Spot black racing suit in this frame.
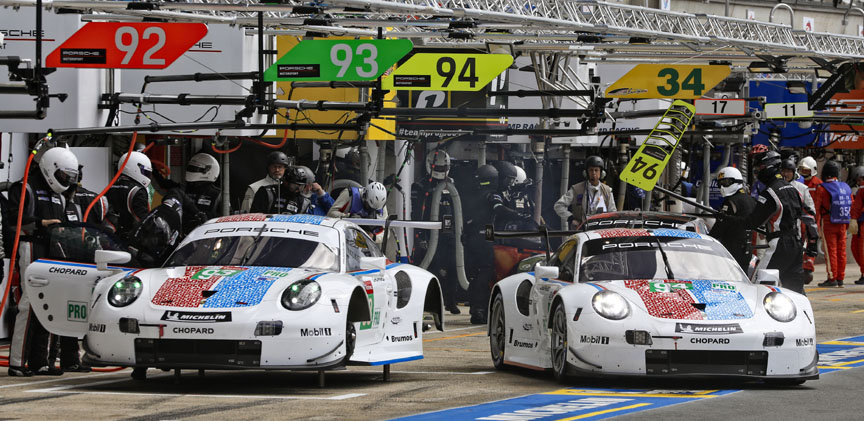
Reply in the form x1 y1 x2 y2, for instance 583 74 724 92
748 174 806 294
67 185 112 232
250 183 310 215
412 178 459 310
709 189 756 272
184 181 222 232
105 175 150 241
463 188 510 323
7 171 69 371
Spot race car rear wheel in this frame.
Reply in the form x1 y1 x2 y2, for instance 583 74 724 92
551 304 569 382
490 293 507 370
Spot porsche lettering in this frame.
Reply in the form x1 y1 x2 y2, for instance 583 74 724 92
203 227 319 236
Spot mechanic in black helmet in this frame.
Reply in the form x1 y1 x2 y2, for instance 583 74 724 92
294 165 334 216
130 188 201 268
554 156 616 229
781 158 819 285
240 151 291 213
250 166 311 215
747 151 807 294
464 164 522 324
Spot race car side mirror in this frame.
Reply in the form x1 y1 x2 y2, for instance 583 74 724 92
95 250 131 271
535 265 559 281
754 269 780 287
360 256 386 271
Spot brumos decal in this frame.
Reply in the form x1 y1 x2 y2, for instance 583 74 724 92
513 339 536 349
50 266 88 276
390 335 414 343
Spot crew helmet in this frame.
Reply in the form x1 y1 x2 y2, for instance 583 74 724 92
425 150 451 180
293 165 316 185
40 147 79 194
361 181 387 210
476 164 499 188
185 153 220 183
514 166 528 185
267 151 291 167
717 167 744 197
119 151 153 188
798 156 817 178
822 160 841 179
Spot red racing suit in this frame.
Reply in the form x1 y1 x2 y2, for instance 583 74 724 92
802 176 823 272
851 186 864 276
815 179 852 282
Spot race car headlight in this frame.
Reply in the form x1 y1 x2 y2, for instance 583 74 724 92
107 276 143 307
281 280 321 311
764 292 796 322
591 290 630 320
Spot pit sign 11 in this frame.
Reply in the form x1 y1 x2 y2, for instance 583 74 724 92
46 23 207 69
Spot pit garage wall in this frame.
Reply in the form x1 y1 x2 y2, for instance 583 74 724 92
0 9 110 132
119 24 268 136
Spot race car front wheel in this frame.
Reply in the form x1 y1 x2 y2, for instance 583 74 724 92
551 304 569 382
490 293 507 370
344 320 357 363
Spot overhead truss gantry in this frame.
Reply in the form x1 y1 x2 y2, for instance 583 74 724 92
2 0 864 64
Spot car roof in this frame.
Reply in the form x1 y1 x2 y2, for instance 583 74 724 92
208 213 343 228
586 210 702 222
579 227 719 243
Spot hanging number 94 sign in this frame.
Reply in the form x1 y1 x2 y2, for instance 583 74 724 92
383 53 513 91
621 100 696 191
265 39 413 82
605 64 730 99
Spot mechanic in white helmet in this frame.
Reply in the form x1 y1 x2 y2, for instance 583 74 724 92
7 147 80 377
708 166 756 272
105 150 152 241
798 156 823 200
328 181 388 220
184 153 222 223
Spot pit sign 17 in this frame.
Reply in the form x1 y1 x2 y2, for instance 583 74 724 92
46 23 207 69
694 98 746 116
620 100 696 191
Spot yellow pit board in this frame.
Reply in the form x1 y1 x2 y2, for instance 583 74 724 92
605 64 731 99
621 100 696 191
382 53 513 91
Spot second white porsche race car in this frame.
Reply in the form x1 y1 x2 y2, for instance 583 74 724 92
26 214 443 378
488 227 818 385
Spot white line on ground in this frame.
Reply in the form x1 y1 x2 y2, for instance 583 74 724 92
425 326 485 334
0 371 124 389
26 375 366 400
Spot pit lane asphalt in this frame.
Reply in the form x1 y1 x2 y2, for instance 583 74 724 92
2 262 864 420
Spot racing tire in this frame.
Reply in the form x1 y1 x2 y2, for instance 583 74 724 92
551 304 569 383
489 293 507 370
131 367 147 381
343 319 357 364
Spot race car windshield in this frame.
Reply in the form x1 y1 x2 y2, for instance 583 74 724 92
578 236 748 283
164 235 340 271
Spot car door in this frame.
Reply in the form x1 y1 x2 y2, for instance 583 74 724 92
531 239 578 347
345 227 389 346
25 224 137 338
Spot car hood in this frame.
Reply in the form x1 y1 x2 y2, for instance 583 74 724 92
146 265 320 309
602 279 755 321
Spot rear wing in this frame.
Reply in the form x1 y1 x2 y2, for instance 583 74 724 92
485 225 577 261
344 216 441 257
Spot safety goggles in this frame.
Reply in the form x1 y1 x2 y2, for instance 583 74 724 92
717 178 740 188
54 168 79 188
186 163 210 174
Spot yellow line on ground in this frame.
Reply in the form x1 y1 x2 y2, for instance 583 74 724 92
544 390 719 399
555 403 653 421
821 340 864 345
821 358 864 367
423 332 485 342
818 366 851 370
852 309 864 313
829 299 843 301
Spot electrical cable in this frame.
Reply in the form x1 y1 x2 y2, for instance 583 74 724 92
83 132 138 223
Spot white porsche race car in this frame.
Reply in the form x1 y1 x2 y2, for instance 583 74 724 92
26 214 443 380
488 227 818 385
